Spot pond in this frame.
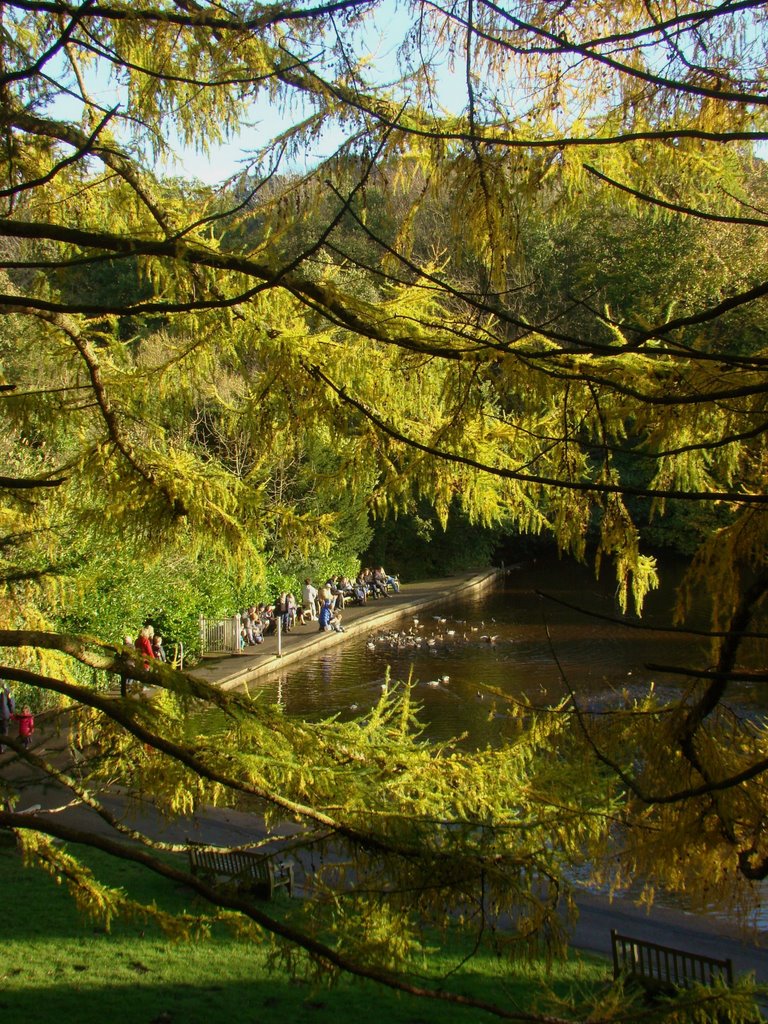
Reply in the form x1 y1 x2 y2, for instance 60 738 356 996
202 553 768 930
241 554 765 744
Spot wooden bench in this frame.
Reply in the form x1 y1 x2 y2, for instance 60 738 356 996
187 842 294 899
611 929 734 994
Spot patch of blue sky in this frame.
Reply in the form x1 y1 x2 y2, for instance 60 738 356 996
41 0 471 185
36 0 767 185
160 0 470 183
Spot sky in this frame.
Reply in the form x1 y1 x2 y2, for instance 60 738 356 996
159 3 455 184
43 3 766 186
49 0 425 186
158 99 351 185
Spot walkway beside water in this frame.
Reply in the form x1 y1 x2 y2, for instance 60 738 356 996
191 567 503 692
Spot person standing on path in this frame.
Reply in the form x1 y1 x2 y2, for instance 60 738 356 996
13 705 34 749
135 626 155 662
152 634 167 662
318 600 332 632
0 683 15 752
275 592 292 634
302 578 318 621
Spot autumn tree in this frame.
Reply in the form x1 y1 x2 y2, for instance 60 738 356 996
1 2 768 1020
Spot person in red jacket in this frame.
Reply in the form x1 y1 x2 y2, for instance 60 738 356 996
13 706 34 749
135 626 155 661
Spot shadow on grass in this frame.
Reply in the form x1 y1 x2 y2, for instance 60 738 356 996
0 976 450 1024
2 843 609 1024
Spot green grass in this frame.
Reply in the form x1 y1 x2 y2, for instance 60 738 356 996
0 840 611 1024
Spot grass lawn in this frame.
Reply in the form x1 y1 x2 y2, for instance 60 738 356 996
0 838 611 1024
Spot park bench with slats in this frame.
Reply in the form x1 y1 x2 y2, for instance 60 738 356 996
611 928 734 994
187 841 294 899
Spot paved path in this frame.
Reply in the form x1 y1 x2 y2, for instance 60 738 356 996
573 889 767 986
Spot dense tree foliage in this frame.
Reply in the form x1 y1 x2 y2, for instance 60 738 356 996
1 2 768 1020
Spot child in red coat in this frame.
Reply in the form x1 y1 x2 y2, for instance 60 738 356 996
13 706 34 749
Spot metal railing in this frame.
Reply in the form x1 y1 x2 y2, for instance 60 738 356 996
170 641 184 670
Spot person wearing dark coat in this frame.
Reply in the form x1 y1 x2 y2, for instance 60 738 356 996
0 684 15 752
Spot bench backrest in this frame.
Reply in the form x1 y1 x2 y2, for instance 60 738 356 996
189 845 271 880
186 842 293 899
611 929 734 989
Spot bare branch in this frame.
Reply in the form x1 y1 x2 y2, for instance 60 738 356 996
0 474 67 488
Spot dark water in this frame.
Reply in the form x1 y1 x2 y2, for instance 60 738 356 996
236 555 764 743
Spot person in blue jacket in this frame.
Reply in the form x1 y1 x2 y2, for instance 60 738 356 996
318 600 332 632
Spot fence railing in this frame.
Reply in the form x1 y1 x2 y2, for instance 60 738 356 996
199 614 242 656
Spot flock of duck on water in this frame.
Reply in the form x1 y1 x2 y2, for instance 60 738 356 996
355 613 505 703
366 614 501 654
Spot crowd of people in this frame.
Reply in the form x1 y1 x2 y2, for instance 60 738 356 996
123 566 400 664
124 625 167 663
0 567 402 739
238 566 400 648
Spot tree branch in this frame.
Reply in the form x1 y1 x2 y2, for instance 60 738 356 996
302 360 768 505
